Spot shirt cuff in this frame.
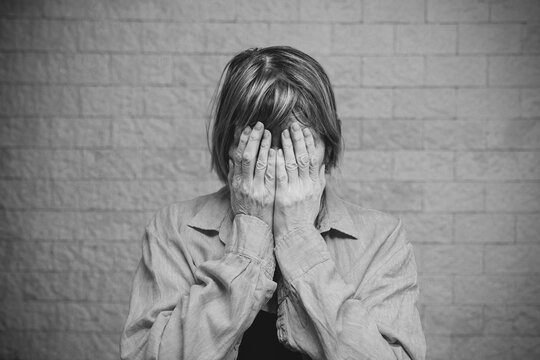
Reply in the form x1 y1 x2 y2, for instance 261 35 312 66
225 214 275 278
274 226 331 282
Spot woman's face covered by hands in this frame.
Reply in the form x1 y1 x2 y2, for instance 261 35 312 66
229 120 326 171
227 119 327 234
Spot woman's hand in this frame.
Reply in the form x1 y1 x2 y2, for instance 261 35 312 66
273 122 326 240
228 121 276 228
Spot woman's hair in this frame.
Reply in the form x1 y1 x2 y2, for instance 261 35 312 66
207 46 343 184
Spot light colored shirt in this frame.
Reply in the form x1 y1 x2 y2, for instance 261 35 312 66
120 185 426 360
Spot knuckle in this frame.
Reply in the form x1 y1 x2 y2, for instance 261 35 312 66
277 175 287 183
241 151 251 161
285 162 298 171
255 159 266 170
240 183 250 194
238 137 248 147
297 154 309 167
234 150 243 162
241 153 252 165
232 177 241 188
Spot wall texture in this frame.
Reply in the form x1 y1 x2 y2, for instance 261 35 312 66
1 0 539 359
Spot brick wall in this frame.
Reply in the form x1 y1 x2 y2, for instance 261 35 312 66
0 0 539 359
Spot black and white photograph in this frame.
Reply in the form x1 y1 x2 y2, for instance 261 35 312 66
1 1 539 359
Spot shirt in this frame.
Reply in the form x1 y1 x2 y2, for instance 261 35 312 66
120 184 427 360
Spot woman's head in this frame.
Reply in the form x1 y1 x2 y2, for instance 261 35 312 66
208 46 343 183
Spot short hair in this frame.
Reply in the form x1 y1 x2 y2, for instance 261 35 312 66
207 46 343 184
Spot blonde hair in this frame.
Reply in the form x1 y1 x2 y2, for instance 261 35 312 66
207 46 343 184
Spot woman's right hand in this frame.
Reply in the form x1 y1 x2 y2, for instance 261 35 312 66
228 121 276 228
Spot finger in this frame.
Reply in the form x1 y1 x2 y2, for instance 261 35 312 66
303 127 319 181
290 122 310 180
319 163 326 188
228 159 234 185
233 126 252 179
281 128 298 183
241 121 264 179
265 148 276 192
276 148 287 188
254 129 271 186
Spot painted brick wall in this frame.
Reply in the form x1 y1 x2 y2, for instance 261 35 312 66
1 1 539 359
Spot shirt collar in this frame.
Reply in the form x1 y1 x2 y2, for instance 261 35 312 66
187 184 359 245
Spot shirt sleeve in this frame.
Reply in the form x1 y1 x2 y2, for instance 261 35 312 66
120 210 277 360
274 217 426 360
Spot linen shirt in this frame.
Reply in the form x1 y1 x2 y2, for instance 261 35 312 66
120 185 426 360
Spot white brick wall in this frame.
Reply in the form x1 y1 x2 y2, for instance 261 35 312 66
0 0 539 359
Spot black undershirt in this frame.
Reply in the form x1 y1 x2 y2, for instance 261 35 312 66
236 310 304 359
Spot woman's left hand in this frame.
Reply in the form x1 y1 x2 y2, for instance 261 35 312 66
273 122 326 241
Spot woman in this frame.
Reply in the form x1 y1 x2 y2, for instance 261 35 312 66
120 46 426 360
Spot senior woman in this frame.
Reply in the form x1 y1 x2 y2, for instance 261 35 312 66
120 46 426 360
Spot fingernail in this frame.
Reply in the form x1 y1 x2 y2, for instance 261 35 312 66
269 148 275 156
243 126 251 135
283 129 290 138
254 122 263 130
292 122 300 131
302 127 311 136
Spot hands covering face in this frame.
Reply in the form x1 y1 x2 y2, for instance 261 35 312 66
228 121 326 239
